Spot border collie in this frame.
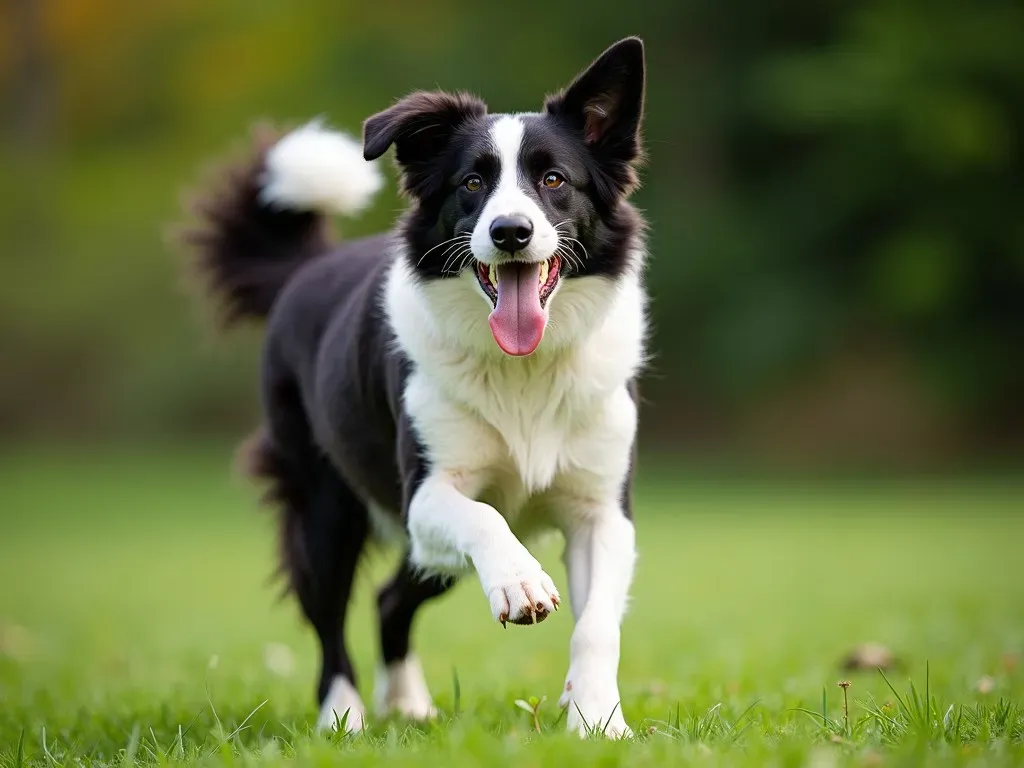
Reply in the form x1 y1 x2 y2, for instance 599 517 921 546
177 36 648 738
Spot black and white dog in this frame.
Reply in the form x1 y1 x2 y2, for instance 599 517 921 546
178 36 648 738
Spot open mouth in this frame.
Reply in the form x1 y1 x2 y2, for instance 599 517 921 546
475 255 561 357
475 254 561 308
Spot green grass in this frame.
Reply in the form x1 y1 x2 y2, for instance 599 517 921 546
1 446 1022 766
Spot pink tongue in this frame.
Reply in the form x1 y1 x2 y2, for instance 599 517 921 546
487 262 546 356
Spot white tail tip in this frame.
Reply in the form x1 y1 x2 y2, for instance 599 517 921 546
260 119 383 216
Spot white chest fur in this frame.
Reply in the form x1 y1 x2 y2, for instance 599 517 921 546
386 255 646 523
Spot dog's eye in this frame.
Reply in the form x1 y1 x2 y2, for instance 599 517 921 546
463 175 483 192
542 171 565 189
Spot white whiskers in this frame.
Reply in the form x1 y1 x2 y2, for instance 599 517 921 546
553 223 589 275
442 246 476 276
416 233 473 268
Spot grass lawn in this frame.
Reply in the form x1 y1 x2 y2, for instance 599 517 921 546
1 445 1022 766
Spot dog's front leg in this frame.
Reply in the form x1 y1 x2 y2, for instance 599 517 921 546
560 510 636 738
407 473 560 626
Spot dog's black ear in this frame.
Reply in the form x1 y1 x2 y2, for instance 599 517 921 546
363 90 487 198
545 37 646 200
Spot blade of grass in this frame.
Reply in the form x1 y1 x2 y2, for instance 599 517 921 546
878 667 911 720
121 723 140 766
790 707 841 732
452 666 461 718
40 727 60 768
821 686 827 734
208 699 268 755
601 702 622 735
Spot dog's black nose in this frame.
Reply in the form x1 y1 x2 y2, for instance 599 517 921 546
489 215 533 252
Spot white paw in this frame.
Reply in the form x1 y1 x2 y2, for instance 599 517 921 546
560 672 632 739
373 655 437 720
481 557 560 626
316 677 367 733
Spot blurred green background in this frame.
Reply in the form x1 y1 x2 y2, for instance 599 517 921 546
2 3 1024 762
1 0 1023 471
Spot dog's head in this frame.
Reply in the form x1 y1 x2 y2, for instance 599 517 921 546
364 37 646 357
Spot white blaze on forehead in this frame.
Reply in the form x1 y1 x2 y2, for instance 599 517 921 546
469 115 558 265
491 115 526 195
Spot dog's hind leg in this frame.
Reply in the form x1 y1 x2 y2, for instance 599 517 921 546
298 460 370 732
373 556 453 720
244 399 370 733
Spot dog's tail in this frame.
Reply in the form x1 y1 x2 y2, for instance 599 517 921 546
175 120 383 327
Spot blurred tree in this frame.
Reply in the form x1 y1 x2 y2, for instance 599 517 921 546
742 0 1024 446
